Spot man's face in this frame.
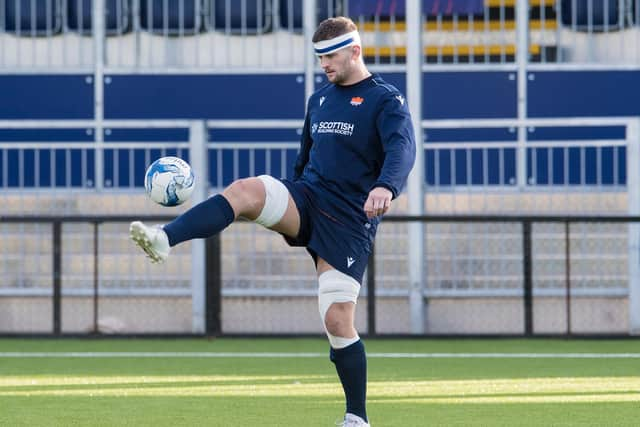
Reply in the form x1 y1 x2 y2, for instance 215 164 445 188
319 46 355 84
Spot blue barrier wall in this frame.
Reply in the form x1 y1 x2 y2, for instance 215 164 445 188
0 71 632 188
104 74 305 119
2 71 631 120
0 72 521 120
0 75 93 119
528 71 640 117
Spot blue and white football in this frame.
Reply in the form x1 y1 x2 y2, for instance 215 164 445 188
144 156 195 207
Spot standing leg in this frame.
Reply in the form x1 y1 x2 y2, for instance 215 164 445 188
317 258 369 426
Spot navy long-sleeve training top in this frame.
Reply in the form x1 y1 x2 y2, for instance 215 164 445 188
293 74 416 217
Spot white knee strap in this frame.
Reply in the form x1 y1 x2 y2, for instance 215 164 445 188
255 175 289 227
318 269 361 349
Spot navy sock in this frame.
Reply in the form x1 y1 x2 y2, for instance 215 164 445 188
330 339 368 422
163 194 235 247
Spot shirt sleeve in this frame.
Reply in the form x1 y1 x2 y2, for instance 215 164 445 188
293 108 313 181
373 93 417 198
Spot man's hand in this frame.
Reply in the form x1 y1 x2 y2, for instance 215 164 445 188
363 187 393 219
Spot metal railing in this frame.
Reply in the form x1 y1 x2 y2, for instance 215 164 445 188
1 213 638 336
421 117 637 214
370 213 640 336
1 117 639 335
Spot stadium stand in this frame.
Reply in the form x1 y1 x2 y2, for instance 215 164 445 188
67 0 132 36
139 0 201 35
3 0 63 35
350 0 558 63
206 0 274 34
279 0 340 32
560 0 632 31
0 0 559 64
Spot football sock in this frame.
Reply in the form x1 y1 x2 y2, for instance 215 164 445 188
163 194 235 247
330 339 368 423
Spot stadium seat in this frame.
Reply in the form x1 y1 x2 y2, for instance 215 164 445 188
561 0 627 32
363 43 555 64
347 0 484 19
3 0 63 36
206 0 273 34
67 0 131 36
352 0 558 64
279 0 340 32
139 0 201 35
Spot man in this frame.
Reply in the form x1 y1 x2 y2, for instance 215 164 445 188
130 16 416 427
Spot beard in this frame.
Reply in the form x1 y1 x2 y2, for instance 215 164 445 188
326 66 350 85
322 49 357 85
327 71 343 84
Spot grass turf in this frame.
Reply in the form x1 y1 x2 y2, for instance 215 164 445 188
0 338 639 426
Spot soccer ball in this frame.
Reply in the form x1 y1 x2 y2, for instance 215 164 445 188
144 156 195 207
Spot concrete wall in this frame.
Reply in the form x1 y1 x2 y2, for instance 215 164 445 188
0 296 628 335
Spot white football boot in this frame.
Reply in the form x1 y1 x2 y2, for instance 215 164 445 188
338 413 370 427
129 221 170 263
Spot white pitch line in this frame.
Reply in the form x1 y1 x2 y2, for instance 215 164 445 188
0 352 640 359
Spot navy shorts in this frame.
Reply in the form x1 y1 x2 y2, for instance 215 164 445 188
280 179 377 283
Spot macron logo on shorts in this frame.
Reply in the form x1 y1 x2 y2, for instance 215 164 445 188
347 257 355 268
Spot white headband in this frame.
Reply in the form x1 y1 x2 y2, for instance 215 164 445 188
313 30 361 56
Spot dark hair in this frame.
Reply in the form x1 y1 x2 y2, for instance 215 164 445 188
312 17 358 43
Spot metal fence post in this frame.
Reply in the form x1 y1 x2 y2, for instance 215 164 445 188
93 222 100 334
627 118 640 335
517 0 532 336
564 220 572 335
93 0 105 190
52 221 62 335
407 0 425 334
366 243 376 337
189 121 209 334
523 220 533 336
516 0 529 191
206 234 222 336
303 0 317 104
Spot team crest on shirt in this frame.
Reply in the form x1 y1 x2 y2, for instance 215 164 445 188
350 96 364 106
319 96 326 106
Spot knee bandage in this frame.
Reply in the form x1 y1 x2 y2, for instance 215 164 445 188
254 175 289 227
318 269 361 349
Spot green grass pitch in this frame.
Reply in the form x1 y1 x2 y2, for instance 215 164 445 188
1 338 639 426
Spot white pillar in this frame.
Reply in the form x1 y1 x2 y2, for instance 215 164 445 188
627 118 640 335
189 121 208 333
93 0 105 190
516 0 529 190
303 0 317 104
406 0 425 333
